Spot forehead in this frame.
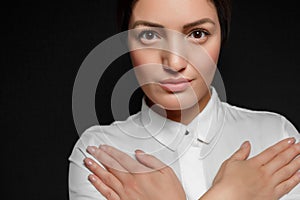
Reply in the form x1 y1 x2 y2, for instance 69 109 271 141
130 0 218 28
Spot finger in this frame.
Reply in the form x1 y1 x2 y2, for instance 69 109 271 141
272 156 300 185
264 142 300 174
88 174 121 200
135 150 167 171
229 141 251 161
87 146 127 172
274 171 300 198
84 158 124 194
87 146 133 182
250 137 296 165
100 145 150 173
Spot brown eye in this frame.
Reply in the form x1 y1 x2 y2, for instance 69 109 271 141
137 30 161 45
139 30 159 41
192 30 205 38
144 31 155 40
188 29 210 44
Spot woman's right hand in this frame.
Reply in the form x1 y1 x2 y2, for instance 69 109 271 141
202 138 300 200
85 137 300 200
84 145 186 200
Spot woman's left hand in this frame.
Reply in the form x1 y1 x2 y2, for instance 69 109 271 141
84 145 186 200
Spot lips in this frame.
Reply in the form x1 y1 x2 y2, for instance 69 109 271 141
159 78 192 92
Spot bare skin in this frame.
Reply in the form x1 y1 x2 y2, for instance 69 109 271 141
82 0 300 199
84 138 300 200
128 0 221 124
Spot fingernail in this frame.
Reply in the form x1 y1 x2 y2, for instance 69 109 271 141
99 144 107 151
241 141 249 149
84 158 93 166
135 149 144 154
87 146 96 154
88 174 97 182
296 171 300 180
288 137 296 144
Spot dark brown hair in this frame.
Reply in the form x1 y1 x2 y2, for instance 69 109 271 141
117 0 232 46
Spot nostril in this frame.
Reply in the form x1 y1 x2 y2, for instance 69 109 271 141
162 65 180 74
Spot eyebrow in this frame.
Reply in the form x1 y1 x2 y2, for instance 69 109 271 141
131 18 216 29
183 18 216 30
131 21 164 29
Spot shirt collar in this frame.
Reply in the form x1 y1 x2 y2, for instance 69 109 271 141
141 87 225 151
141 99 187 151
187 87 222 144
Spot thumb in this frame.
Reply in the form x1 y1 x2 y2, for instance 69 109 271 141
229 141 251 161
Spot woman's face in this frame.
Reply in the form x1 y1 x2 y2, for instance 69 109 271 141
128 0 221 110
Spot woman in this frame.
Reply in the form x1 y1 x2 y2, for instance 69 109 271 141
69 0 300 199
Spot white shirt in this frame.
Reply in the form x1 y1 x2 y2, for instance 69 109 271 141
68 87 300 200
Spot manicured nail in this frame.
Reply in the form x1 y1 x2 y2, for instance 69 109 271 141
296 171 300 180
84 158 93 166
241 141 249 149
135 149 144 154
288 137 296 144
87 146 96 154
88 174 97 182
99 144 107 151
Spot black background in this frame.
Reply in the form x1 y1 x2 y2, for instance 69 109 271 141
2 1 300 199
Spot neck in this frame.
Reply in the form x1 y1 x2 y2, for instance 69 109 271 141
146 89 211 125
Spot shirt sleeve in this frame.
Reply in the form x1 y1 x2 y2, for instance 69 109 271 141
280 116 300 199
68 127 107 200
281 115 300 141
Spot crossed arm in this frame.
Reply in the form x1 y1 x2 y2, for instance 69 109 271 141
83 138 300 200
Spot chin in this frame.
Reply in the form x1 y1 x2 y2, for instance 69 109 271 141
142 83 210 111
146 90 201 111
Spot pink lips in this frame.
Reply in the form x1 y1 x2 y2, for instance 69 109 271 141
159 78 191 92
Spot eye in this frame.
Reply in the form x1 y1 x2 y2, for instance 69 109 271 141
188 29 210 43
138 30 161 44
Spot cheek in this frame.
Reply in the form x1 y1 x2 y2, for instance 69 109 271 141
205 35 221 64
207 47 220 64
130 50 161 66
188 43 220 88
130 50 163 88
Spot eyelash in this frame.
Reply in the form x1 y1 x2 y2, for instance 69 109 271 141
136 28 211 44
188 28 211 39
137 29 161 41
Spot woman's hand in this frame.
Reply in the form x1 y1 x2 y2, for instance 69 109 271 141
84 145 186 200
84 137 300 200
206 138 300 200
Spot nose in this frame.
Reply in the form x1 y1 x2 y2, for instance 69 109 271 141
162 51 188 73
